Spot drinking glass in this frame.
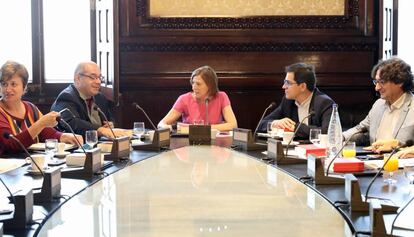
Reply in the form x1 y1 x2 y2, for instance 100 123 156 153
193 120 204 125
45 139 58 159
86 130 98 149
383 154 399 185
133 122 145 139
267 122 278 137
342 142 356 158
403 162 414 185
309 128 321 145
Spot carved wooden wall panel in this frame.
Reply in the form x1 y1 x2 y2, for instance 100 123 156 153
117 0 378 130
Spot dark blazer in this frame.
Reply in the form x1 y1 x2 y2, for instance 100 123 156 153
258 88 334 139
51 84 114 136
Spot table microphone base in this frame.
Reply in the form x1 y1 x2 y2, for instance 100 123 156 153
4 189 33 230
34 167 61 204
267 139 306 165
104 137 130 162
61 148 101 179
345 174 398 213
370 199 397 237
132 128 171 151
232 128 267 151
308 155 345 185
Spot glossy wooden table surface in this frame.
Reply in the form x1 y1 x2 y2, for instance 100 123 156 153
37 146 352 237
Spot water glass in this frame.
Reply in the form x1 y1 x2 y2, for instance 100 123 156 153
45 139 58 158
86 130 98 149
383 154 399 185
133 122 145 138
193 120 204 125
309 128 321 145
342 142 356 158
403 162 414 185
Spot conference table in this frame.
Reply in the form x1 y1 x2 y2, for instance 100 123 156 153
36 145 352 237
1 136 414 236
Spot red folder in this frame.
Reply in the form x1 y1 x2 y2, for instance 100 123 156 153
333 158 364 172
295 144 326 159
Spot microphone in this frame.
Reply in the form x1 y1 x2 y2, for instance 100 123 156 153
58 108 72 116
390 195 414 234
205 98 209 125
132 102 157 130
325 132 360 176
3 133 44 177
285 111 315 157
93 105 117 138
253 102 277 140
364 140 414 202
0 176 16 213
56 117 86 154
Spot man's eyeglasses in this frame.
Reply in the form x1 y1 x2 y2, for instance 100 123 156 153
283 79 298 87
372 79 386 86
80 73 105 82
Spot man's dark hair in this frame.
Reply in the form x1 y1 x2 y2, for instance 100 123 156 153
371 57 413 92
285 62 316 91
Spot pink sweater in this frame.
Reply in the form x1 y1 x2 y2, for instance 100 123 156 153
173 91 231 125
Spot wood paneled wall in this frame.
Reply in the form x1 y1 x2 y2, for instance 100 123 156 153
117 0 379 130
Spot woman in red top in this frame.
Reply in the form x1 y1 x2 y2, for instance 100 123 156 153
0 60 82 155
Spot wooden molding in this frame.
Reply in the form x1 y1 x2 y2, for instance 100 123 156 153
135 0 359 29
120 41 377 52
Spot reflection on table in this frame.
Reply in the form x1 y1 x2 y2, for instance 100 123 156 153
37 146 352 237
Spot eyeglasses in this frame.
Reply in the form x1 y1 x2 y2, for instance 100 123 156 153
372 79 386 86
80 73 105 82
283 79 298 87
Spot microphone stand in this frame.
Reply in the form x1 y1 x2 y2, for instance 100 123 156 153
307 133 360 185
325 133 359 176
232 102 276 151
253 102 276 141
94 106 117 139
4 133 61 204
364 147 400 202
57 117 86 153
285 111 314 157
132 102 170 151
57 118 102 179
391 195 414 234
94 106 131 160
132 102 157 130
205 98 209 125
343 145 402 213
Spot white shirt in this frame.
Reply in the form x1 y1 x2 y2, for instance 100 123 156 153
295 92 313 125
376 93 406 140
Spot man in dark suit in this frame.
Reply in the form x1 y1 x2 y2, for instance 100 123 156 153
51 61 128 138
259 63 335 139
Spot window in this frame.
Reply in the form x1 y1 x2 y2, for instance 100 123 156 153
398 0 414 66
43 0 91 82
0 1 92 85
0 1 33 81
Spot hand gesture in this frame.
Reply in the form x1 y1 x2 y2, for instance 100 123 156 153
38 111 60 128
395 146 414 159
371 139 399 153
273 118 296 132
60 133 84 146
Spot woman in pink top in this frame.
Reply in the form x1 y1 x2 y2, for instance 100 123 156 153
158 66 237 131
